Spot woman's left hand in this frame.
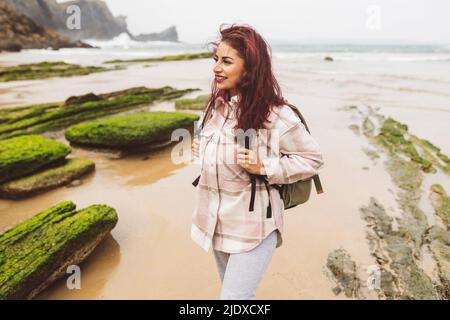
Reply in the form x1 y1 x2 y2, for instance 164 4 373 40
237 147 265 175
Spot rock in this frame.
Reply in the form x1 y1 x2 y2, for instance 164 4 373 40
429 184 450 229
362 146 380 161
65 111 199 149
362 116 375 137
175 94 210 111
0 158 95 199
425 226 450 299
65 93 103 106
0 201 118 299
360 197 439 299
0 62 108 82
0 86 199 140
0 2 90 52
0 135 71 184
324 56 334 61
4 0 127 41
4 0 177 42
132 26 179 42
326 248 362 298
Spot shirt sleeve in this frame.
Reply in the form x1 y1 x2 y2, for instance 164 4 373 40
260 118 324 185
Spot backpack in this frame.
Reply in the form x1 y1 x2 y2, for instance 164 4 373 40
191 103 324 218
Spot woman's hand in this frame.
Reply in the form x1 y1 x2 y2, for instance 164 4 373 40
191 137 199 158
237 147 265 175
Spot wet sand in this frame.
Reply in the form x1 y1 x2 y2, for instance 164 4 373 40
0 50 449 299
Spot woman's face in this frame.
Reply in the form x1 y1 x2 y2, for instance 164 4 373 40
213 41 245 96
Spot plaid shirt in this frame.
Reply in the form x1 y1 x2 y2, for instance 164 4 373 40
191 95 324 254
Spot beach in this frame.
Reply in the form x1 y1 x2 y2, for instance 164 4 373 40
1 44 449 299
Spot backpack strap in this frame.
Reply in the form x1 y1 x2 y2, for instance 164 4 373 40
313 175 323 194
249 174 273 219
286 104 324 194
192 175 200 186
249 175 257 211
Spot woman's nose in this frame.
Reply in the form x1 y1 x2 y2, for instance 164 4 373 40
213 63 222 73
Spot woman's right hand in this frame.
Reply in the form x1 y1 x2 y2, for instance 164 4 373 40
191 137 200 158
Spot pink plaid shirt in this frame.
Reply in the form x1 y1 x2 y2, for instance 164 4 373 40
191 95 324 254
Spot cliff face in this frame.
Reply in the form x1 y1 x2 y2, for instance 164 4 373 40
4 0 178 42
0 2 90 51
4 0 128 41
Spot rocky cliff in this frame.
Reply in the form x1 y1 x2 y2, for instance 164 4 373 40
4 0 178 42
0 2 90 52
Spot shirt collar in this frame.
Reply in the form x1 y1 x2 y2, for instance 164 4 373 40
214 95 239 109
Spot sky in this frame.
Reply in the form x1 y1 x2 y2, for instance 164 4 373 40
60 0 450 44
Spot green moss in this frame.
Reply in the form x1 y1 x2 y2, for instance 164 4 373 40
65 111 199 148
410 135 450 174
0 86 199 140
374 117 449 174
104 52 213 64
175 94 210 110
430 184 450 229
0 201 118 299
0 135 71 184
0 61 109 82
0 158 95 199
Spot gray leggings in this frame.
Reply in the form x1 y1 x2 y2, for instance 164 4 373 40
213 230 278 300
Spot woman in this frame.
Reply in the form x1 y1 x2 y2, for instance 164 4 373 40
191 24 324 300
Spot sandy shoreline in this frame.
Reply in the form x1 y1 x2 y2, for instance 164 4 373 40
0 51 449 299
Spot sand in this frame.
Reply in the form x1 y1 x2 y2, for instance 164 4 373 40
0 49 449 299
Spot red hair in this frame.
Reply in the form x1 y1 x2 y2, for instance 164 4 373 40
202 23 287 131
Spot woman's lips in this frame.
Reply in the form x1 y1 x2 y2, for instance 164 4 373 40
215 75 227 83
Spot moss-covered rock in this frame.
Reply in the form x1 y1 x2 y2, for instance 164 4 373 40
425 226 450 299
0 201 118 299
0 135 71 184
65 111 198 149
342 105 449 299
104 52 212 64
360 197 439 300
326 248 362 298
0 61 109 82
0 158 95 199
0 86 199 140
175 94 210 110
430 184 450 229
374 117 449 174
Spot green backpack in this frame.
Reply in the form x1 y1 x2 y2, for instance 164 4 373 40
192 104 324 218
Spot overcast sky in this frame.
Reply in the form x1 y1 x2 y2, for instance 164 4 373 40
62 0 450 44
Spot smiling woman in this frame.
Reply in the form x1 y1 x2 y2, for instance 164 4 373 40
190 24 324 300
213 43 246 97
